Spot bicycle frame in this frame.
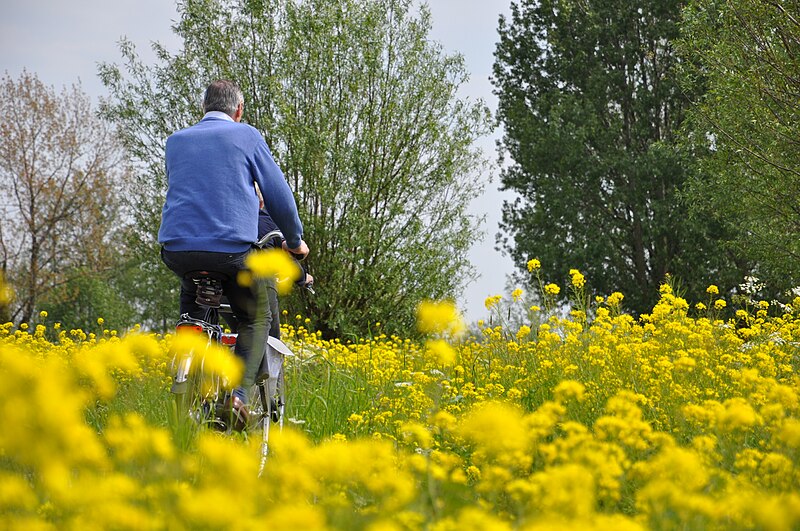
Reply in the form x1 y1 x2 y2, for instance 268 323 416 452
169 229 307 474
169 273 294 476
171 315 224 394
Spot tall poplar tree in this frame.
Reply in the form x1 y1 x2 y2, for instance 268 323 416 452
493 0 742 311
100 0 490 335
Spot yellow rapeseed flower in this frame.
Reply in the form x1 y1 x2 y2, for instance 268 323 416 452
261 505 327 531
72 340 140 399
399 421 433 450
569 269 586 288
4 277 800 528
673 297 689 311
237 269 253 287
553 380 586 402
512 288 524 302
527 258 541 272
105 413 175 464
529 464 596 519
544 283 560 296
484 295 503 310
778 419 800 448
706 284 720 295
432 507 513 531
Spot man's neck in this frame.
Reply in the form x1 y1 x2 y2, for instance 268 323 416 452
203 111 234 122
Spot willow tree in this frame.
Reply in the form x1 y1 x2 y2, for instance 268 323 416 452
493 0 743 312
678 0 800 295
100 0 490 335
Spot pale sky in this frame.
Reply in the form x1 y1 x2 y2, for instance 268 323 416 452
0 0 516 322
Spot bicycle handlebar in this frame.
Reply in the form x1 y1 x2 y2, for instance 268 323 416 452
253 230 314 293
256 229 308 262
255 230 284 249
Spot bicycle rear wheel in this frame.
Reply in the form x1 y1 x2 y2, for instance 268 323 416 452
169 346 226 447
253 338 293 475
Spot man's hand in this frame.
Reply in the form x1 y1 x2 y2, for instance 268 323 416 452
299 272 315 294
283 239 309 261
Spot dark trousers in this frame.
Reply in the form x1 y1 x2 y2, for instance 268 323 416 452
222 281 280 378
161 248 271 388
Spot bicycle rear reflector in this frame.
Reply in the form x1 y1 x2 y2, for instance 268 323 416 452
177 324 204 334
221 334 237 346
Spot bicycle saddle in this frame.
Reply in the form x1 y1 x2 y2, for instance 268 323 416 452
184 270 229 308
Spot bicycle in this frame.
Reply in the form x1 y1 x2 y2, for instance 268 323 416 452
169 230 310 474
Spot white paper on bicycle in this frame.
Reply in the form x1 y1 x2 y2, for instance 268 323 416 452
264 337 294 396
267 336 295 357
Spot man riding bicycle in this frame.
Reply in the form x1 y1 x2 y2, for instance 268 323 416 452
158 79 309 428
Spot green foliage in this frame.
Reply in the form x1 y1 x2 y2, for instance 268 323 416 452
677 0 800 294
114 237 181 332
43 267 138 332
493 0 744 313
0 72 129 324
99 0 490 337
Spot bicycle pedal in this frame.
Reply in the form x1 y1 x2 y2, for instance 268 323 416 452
270 398 280 423
210 417 228 432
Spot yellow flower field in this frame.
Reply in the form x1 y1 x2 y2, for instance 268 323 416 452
1 276 800 529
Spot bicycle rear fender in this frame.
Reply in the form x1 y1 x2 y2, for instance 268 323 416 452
267 336 294 357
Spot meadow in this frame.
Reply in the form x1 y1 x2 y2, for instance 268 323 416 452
1 266 799 530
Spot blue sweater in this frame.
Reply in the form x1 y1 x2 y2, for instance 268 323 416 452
158 115 303 252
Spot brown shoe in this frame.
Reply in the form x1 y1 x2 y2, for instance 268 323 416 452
223 395 250 432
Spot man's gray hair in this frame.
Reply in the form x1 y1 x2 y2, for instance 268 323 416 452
203 80 244 116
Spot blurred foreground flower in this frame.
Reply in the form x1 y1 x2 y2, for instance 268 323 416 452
0 271 14 305
426 338 457 365
170 330 243 387
416 300 465 337
244 248 301 294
